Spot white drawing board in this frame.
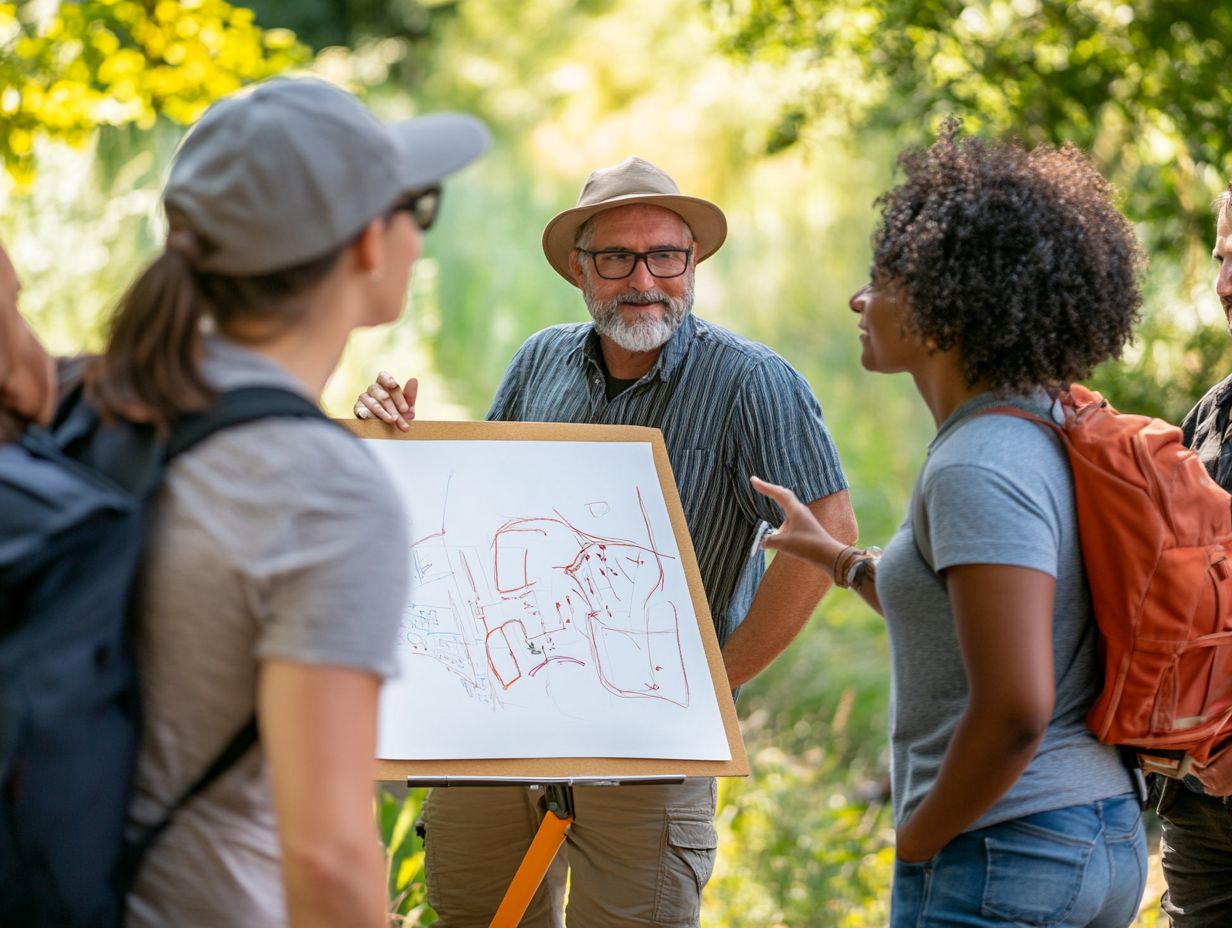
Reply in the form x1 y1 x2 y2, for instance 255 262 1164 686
344 419 748 779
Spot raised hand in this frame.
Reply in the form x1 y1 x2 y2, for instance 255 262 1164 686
749 476 838 567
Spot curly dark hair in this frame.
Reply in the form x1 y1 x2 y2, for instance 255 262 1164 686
871 120 1145 392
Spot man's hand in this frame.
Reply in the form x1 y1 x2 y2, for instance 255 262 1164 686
354 371 418 431
1192 745 1232 796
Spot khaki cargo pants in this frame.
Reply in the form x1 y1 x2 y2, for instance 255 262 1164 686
423 778 718 927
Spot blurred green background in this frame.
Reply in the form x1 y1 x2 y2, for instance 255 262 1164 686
6 1 1230 923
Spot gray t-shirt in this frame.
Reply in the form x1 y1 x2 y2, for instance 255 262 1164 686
877 392 1131 830
125 336 408 928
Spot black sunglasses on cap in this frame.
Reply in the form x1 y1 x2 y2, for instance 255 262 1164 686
391 187 441 231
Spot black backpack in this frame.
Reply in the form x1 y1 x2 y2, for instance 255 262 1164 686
0 384 326 927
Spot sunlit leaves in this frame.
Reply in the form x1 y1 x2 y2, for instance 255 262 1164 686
707 0 1232 250
707 0 1232 421
377 787 434 925
0 0 309 182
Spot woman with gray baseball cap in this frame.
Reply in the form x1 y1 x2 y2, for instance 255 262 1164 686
84 78 487 928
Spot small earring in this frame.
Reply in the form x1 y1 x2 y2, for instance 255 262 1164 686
370 268 384 283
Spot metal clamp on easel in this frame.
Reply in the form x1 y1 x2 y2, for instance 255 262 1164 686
407 775 687 928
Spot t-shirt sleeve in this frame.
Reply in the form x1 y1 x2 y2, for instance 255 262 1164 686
922 460 1062 577
248 423 409 678
730 356 848 527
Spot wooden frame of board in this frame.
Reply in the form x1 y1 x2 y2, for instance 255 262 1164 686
344 418 749 780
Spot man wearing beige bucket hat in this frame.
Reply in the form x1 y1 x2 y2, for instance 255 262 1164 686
356 155 856 926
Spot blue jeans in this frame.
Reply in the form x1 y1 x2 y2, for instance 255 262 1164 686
891 795 1146 927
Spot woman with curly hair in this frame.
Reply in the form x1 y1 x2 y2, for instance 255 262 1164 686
754 124 1149 926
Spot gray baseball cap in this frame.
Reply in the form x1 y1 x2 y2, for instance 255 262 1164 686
164 77 490 276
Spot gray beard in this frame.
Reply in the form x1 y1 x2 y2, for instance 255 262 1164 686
583 278 694 353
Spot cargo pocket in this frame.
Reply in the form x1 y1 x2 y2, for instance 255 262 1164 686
653 811 718 926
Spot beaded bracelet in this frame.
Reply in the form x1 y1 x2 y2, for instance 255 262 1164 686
833 545 882 590
831 544 856 583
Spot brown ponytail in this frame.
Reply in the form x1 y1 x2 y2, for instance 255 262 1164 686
87 247 212 429
87 231 348 430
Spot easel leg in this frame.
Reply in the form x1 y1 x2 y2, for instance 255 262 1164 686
489 784 575 928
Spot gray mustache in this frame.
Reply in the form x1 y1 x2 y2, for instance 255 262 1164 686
618 291 671 305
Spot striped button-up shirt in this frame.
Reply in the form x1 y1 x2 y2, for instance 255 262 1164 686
1183 372 1232 491
487 313 847 645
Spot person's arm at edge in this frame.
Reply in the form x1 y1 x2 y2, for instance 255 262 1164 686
894 563 1055 861
259 660 387 928
721 488 857 688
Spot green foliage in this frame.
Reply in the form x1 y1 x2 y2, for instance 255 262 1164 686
706 0 1232 418
712 596 895 925
377 787 435 925
0 132 171 354
0 0 308 183
712 742 894 927
244 0 443 50
1089 312 1232 425
708 0 1232 241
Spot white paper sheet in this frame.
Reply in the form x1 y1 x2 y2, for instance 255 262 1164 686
364 437 732 762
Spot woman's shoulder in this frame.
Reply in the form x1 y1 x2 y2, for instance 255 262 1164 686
173 416 401 527
923 408 1074 528
931 409 1066 474
193 414 370 468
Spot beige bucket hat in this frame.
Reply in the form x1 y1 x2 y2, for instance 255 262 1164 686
541 156 728 285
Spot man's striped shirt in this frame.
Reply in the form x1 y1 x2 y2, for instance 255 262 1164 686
486 313 847 645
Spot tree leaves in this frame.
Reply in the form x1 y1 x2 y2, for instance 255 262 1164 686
707 0 1232 259
0 0 309 183
707 0 1232 421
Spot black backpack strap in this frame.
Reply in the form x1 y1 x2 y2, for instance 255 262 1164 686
168 386 328 459
121 718 259 883
50 385 329 489
910 466 935 573
50 384 167 496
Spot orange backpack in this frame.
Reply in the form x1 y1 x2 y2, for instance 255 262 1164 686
914 385 1232 776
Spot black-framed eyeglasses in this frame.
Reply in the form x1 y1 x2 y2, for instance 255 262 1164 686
577 247 692 280
391 186 442 231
